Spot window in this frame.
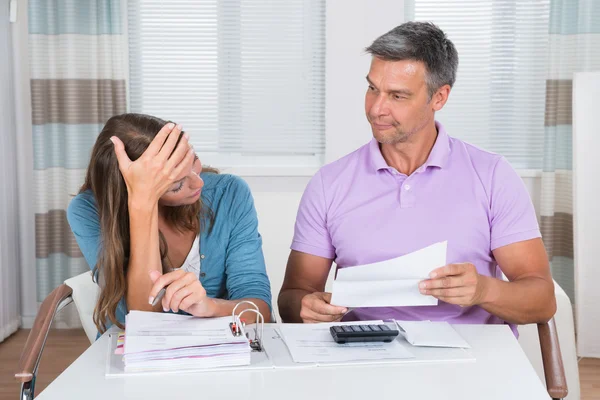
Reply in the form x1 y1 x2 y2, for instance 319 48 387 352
408 0 550 170
127 1 325 174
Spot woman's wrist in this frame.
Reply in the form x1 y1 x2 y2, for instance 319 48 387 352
128 195 158 213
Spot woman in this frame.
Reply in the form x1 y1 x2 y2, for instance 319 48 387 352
67 113 272 334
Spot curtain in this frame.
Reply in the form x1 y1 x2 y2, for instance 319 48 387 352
541 0 600 306
0 0 22 343
29 0 127 327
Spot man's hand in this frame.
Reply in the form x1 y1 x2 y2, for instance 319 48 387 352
300 292 347 323
419 263 491 307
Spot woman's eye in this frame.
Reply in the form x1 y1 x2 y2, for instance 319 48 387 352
171 181 184 193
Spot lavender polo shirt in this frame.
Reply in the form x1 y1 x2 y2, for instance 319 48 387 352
291 121 540 334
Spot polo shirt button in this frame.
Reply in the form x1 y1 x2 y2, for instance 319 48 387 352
404 184 411 191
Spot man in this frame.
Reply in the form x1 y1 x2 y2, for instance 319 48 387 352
278 22 556 334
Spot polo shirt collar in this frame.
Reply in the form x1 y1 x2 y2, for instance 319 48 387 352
369 120 450 172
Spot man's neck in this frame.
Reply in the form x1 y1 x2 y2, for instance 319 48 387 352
380 121 438 176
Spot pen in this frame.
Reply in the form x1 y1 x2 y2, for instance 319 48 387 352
151 287 166 307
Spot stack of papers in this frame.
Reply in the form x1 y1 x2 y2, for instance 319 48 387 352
330 241 447 307
278 321 415 363
122 311 251 372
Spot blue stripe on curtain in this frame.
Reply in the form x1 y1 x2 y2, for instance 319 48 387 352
550 0 600 34
543 125 573 172
33 124 104 169
29 0 122 35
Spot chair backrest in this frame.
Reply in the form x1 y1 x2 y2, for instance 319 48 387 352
64 271 99 343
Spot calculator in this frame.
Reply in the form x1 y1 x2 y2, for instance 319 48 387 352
330 323 400 344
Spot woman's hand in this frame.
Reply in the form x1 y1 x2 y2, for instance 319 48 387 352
111 123 196 205
148 270 217 317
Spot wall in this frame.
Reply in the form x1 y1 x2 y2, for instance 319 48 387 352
573 71 600 358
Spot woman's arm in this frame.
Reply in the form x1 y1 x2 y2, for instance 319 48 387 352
126 200 163 312
148 176 272 322
148 267 270 322
222 177 273 322
111 123 195 312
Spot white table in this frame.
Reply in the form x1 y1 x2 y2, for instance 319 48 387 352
37 324 550 400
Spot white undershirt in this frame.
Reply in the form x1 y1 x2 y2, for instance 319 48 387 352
178 235 201 276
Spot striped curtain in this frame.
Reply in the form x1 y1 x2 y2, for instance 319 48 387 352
29 0 127 327
542 0 600 304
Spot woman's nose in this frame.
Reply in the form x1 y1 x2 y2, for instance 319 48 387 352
189 172 204 190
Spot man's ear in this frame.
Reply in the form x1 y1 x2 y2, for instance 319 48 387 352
431 84 451 112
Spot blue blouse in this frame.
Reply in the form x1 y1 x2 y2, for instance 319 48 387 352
67 173 272 332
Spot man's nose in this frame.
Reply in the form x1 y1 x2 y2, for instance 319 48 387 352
370 94 388 117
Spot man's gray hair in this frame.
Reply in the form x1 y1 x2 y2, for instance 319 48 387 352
366 22 458 99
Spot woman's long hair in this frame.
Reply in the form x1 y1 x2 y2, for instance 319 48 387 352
80 113 217 332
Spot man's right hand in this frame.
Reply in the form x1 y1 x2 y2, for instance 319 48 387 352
300 292 348 323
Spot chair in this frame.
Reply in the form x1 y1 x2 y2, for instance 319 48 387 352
518 281 578 399
15 272 573 400
14 271 99 400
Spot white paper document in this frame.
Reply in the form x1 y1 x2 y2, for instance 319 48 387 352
278 321 414 363
330 241 447 307
395 320 471 348
123 311 251 372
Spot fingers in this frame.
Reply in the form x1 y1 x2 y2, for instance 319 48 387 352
162 272 197 311
167 280 207 313
110 136 132 173
148 269 187 299
429 263 467 279
164 133 192 174
421 287 469 298
301 309 344 323
157 124 183 162
420 275 464 290
169 145 196 182
312 298 347 316
178 290 209 312
146 122 176 156
149 270 161 283
300 292 347 323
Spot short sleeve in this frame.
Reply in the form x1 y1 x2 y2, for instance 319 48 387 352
489 157 541 250
290 170 335 259
66 191 101 272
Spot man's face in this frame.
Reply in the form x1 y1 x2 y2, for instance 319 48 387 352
365 57 435 144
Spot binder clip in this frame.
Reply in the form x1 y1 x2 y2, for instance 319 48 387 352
230 301 265 352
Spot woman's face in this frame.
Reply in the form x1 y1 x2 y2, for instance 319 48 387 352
158 155 204 206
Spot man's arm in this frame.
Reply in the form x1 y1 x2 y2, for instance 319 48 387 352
278 250 347 323
421 238 556 324
484 238 556 323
